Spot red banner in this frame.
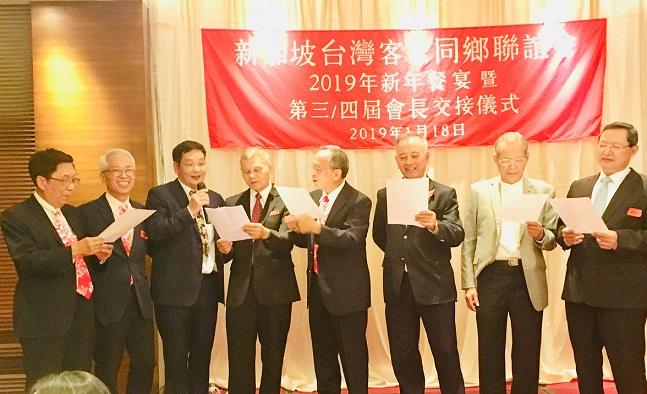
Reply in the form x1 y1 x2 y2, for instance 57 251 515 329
202 19 606 149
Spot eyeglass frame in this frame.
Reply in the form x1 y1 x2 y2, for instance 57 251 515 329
496 156 527 166
47 176 81 187
102 168 136 177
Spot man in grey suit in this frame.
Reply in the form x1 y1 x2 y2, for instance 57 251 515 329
461 132 558 394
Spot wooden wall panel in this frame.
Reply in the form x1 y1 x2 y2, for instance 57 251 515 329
0 5 35 392
32 0 155 206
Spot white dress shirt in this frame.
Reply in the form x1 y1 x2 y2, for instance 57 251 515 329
495 177 523 260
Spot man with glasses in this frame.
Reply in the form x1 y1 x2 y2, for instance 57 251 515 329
557 122 647 393
461 132 558 393
0 148 113 389
285 145 371 394
79 149 154 393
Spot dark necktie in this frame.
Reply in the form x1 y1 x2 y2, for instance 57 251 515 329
251 192 263 223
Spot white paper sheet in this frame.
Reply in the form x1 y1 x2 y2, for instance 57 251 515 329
205 206 252 241
99 208 155 242
386 178 428 226
500 194 550 223
275 186 320 218
548 197 608 233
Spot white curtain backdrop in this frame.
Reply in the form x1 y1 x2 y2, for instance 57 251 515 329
148 0 647 390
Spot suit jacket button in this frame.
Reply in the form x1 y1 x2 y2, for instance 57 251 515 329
403 235 408 239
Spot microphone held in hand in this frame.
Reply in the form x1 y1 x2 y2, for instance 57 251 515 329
196 182 210 223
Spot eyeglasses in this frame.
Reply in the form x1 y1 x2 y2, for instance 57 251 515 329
312 165 336 173
104 168 136 177
48 176 81 187
597 142 631 152
497 157 526 166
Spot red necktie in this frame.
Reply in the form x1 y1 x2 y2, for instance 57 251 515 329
118 203 132 256
313 195 329 274
251 192 263 223
54 210 93 299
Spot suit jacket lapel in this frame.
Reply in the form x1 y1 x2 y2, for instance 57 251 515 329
489 178 502 239
519 177 538 238
171 179 190 208
98 194 130 258
604 169 641 220
171 179 199 235
236 189 252 219
29 196 64 246
325 183 350 226
261 187 279 223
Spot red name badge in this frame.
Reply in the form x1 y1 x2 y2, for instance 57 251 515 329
627 208 642 218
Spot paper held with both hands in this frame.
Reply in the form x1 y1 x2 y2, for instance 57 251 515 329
548 197 608 234
386 178 428 226
500 194 550 224
205 206 252 242
98 208 155 242
275 186 320 218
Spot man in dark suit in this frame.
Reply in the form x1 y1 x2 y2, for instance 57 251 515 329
285 145 371 394
0 148 113 389
557 122 647 394
216 147 300 394
79 148 155 393
145 140 225 394
373 133 465 394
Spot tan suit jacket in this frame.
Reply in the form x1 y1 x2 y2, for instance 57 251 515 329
461 176 558 311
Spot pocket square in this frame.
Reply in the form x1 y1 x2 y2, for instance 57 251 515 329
140 229 148 239
627 208 642 218
269 209 281 216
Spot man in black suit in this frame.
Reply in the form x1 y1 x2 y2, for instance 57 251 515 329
285 145 371 394
216 147 300 394
146 140 225 394
557 122 647 394
0 148 113 389
79 148 155 393
373 133 465 394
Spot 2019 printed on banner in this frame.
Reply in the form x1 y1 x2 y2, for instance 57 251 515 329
202 19 606 149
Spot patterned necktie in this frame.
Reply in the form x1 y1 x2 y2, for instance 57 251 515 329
118 203 132 256
54 210 93 299
251 192 263 223
190 190 210 257
592 176 611 215
313 195 330 274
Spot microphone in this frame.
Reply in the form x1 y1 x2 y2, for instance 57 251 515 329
196 182 210 223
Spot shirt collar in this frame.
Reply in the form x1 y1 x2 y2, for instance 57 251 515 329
105 192 130 214
322 180 345 203
251 183 272 203
497 176 524 190
33 191 59 215
601 167 631 184
178 179 195 198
